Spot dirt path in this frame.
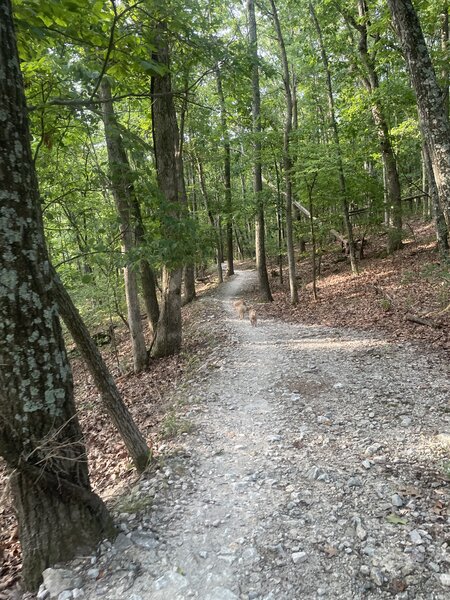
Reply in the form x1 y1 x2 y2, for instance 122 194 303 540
40 270 450 600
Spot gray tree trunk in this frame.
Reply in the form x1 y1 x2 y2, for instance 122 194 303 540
51 268 151 471
422 143 449 255
270 0 299 303
387 0 450 226
248 0 273 302
150 23 183 357
0 4 114 589
100 79 148 372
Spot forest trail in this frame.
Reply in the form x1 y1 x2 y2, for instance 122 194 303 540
49 270 449 600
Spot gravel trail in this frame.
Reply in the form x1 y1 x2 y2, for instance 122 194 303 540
41 270 450 600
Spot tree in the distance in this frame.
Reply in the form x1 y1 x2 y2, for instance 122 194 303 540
0 0 115 589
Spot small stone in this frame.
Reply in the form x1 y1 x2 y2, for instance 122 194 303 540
347 476 362 487
268 435 282 442
400 416 412 427
57 592 73 600
365 443 382 456
199 550 208 559
333 383 343 389
131 532 159 549
86 568 99 580
440 573 450 587
292 551 307 564
428 562 440 573
72 591 85 600
362 460 372 469
409 529 423 545
370 568 384 587
360 565 370 576
317 416 331 425
391 494 404 507
355 522 367 541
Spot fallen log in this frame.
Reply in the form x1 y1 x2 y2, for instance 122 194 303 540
405 314 439 328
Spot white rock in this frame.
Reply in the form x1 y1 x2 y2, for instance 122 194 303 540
292 551 307 564
42 569 76 599
440 573 450 587
409 529 423 545
57 592 73 600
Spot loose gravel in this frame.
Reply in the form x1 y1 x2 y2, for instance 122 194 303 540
37 270 450 600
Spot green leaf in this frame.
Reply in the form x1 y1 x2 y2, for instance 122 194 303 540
386 514 408 525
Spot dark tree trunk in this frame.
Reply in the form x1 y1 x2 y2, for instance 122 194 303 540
183 264 196 304
248 0 273 302
387 0 450 226
150 23 183 358
270 0 298 303
51 269 151 471
309 1 358 274
0 3 114 589
100 79 148 372
216 65 234 277
345 0 403 252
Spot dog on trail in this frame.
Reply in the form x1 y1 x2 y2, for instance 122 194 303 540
234 299 247 319
248 308 257 327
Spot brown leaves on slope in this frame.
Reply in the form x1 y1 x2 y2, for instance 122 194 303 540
258 220 449 354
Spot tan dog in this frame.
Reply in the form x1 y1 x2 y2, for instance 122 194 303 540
234 299 247 319
248 308 257 327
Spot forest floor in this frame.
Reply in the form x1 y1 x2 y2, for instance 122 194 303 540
1 219 450 599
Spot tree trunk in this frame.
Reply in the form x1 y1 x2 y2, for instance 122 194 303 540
387 0 450 226
346 0 403 252
196 155 223 282
100 79 148 372
51 269 151 471
216 66 234 277
150 23 183 357
130 195 160 332
422 142 449 256
309 1 358 274
183 264 196 304
248 0 273 302
270 0 298 303
0 4 114 589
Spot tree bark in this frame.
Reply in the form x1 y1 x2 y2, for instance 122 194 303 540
150 23 183 357
0 3 114 589
216 65 234 277
100 79 148 372
270 0 299 303
345 0 403 252
51 269 151 471
248 0 273 302
387 0 450 226
422 142 449 256
309 1 358 275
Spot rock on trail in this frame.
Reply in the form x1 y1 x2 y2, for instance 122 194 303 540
39 270 450 600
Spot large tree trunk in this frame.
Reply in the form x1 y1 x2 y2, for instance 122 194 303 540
51 269 151 471
216 66 234 277
270 0 299 303
309 1 358 275
248 0 273 302
387 0 450 226
100 79 148 372
150 23 183 358
0 3 114 589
